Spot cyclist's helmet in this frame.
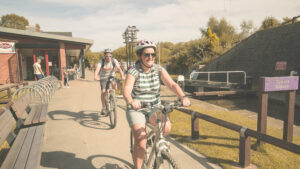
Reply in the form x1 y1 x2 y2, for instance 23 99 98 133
135 40 156 55
104 48 112 54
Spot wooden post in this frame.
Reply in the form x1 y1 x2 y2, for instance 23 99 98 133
18 49 24 82
79 49 85 79
7 88 12 100
45 51 50 76
191 112 199 140
33 50 37 81
258 77 268 144
239 127 250 167
283 90 296 142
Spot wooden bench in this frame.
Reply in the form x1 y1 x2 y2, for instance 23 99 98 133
10 94 48 126
0 94 48 169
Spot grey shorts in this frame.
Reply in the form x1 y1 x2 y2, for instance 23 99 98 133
100 79 108 90
126 107 160 127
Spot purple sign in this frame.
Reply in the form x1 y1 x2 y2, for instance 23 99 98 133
263 76 299 92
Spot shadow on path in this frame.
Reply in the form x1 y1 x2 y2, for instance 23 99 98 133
48 110 112 130
41 151 133 169
166 136 222 169
117 105 126 111
170 133 239 141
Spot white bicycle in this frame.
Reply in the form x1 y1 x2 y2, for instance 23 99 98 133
129 100 181 169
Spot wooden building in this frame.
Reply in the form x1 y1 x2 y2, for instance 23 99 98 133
0 27 93 84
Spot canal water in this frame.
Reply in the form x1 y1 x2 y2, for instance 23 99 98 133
201 95 300 126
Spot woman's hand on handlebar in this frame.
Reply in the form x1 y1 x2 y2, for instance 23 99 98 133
130 100 141 110
181 97 190 107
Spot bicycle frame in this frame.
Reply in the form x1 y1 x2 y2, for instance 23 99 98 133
105 76 118 128
130 100 181 169
143 110 171 169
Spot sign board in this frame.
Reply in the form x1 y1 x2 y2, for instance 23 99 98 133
0 42 15 53
275 61 287 71
263 76 299 92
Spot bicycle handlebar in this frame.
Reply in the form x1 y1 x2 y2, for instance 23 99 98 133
127 100 183 114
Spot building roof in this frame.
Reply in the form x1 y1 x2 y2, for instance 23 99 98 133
43 32 73 37
0 26 93 45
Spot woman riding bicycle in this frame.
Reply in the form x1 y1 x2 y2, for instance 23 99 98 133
123 40 190 169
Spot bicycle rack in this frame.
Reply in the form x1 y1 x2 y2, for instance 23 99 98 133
12 76 61 104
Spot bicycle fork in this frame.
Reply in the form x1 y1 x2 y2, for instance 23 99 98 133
144 120 171 169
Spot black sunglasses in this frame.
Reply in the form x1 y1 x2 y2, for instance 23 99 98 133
144 53 156 58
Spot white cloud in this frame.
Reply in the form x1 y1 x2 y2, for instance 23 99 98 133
1 0 299 51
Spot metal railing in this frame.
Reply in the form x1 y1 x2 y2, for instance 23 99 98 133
12 76 61 104
189 71 247 85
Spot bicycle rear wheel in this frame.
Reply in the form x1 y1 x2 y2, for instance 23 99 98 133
108 92 117 128
155 151 179 169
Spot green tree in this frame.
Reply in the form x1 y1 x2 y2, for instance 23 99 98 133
35 24 41 32
85 50 100 67
113 47 127 61
202 17 235 37
201 17 237 49
206 27 219 50
240 20 255 39
282 16 299 25
0 13 29 30
156 42 174 65
260 16 280 30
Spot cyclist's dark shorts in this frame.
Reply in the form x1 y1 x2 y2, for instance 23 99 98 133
100 79 108 90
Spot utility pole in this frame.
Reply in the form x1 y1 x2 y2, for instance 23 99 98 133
158 42 161 65
123 26 139 69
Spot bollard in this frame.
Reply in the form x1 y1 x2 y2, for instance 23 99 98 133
239 127 250 167
191 111 199 140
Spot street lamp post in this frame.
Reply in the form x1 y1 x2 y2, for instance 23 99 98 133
123 26 139 69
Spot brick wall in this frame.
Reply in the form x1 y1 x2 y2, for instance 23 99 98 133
0 53 18 84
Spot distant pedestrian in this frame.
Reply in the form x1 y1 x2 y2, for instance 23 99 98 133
63 67 70 88
51 63 59 78
33 58 44 80
74 64 80 79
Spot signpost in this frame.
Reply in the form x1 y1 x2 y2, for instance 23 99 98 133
263 76 298 92
0 42 15 53
275 61 287 71
258 76 299 143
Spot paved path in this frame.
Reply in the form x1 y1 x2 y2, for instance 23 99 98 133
40 70 221 169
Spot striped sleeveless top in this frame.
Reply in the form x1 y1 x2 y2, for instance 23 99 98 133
127 63 162 105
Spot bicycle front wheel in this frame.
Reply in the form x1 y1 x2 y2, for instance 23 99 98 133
155 151 179 169
108 92 117 128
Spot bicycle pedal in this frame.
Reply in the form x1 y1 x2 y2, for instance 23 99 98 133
146 139 153 147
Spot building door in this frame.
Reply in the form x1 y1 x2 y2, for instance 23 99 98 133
20 49 34 80
48 50 60 79
36 50 46 75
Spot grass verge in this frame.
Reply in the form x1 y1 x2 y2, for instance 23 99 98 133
169 105 300 169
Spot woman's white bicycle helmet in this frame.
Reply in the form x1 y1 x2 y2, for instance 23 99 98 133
104 48 112 54
135 40 156 54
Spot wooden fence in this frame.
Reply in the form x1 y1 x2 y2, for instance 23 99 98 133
176 107 300 167
0 82 28 103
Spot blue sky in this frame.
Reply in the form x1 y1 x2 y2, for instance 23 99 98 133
1 0 299 51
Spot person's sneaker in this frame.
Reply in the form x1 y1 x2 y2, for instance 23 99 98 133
100 109 106 115
67 86 70 88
